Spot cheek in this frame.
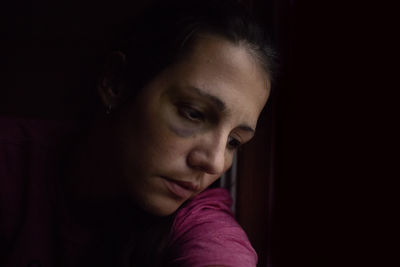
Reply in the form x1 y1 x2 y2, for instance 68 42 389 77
223 155 234 174
163 104 201 138
141 110 189 163
166 113 196 138
168 123 196 137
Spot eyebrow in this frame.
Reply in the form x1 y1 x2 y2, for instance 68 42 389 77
188 86 256 133
189 86 226 112
238 125 256 134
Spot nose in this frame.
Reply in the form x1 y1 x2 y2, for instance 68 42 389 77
186 132 227 175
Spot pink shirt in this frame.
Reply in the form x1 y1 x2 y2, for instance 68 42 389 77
168 188 258 266
0 117 257 266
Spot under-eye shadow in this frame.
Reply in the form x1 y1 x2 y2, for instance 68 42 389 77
168 123 196 137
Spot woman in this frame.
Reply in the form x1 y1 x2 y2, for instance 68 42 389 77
0 0 276 266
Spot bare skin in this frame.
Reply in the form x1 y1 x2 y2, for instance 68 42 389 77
66 34 270 218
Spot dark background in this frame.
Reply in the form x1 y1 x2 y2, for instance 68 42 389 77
1 1 389 267
239 1 388 266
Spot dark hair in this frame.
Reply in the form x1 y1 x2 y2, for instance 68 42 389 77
105 0 276 102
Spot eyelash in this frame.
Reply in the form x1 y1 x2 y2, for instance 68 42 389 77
177 104 242 150
178 105 205 123
227 136 242 150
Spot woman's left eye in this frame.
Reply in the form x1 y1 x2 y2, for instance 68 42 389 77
227 136 242 150
178 106 205 122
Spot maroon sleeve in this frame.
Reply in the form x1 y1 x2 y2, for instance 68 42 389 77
0 117 70 267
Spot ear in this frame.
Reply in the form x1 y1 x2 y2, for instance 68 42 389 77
98 51 127 109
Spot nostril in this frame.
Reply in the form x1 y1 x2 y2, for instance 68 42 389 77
187 150 225 175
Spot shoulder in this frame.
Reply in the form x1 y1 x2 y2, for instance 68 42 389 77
166 188 257 267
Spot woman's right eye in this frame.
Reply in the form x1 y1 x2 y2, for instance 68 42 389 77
178 105 205 123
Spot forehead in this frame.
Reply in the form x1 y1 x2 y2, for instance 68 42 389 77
170 35 270 126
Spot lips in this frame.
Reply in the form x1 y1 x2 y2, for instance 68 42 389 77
162 176 199 199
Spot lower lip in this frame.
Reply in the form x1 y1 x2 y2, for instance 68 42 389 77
162 177 193 199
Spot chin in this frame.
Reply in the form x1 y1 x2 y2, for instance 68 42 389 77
137 194 183 217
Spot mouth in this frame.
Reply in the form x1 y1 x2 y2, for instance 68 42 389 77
161 176 199 199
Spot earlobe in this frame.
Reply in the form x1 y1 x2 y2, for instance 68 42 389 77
98 51 127 108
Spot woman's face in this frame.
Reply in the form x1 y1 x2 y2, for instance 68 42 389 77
110 35 270 216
